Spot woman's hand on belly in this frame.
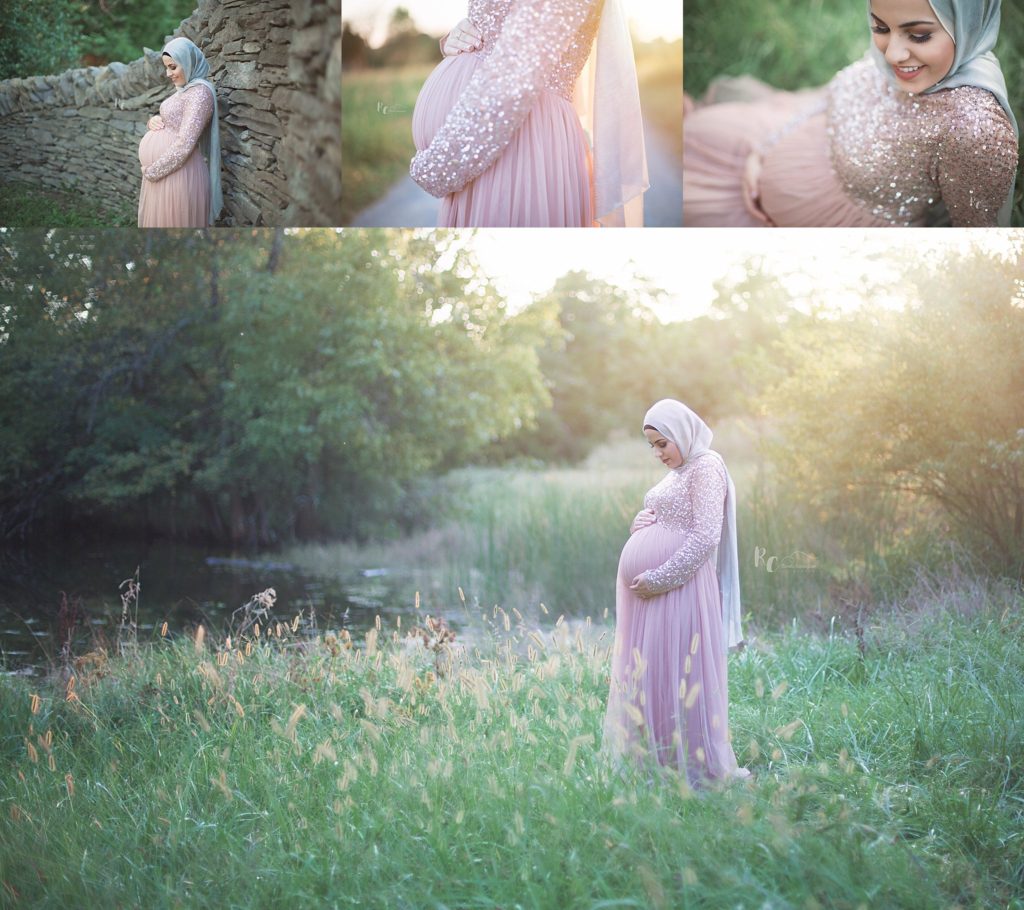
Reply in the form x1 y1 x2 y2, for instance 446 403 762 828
441 18 482 56
629 509 656 535
629 573 658 599
147 115 165 131
742 151 776 226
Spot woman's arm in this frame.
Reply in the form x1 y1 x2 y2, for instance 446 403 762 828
410 0 599 198
642 458 727 595
937 94 1018 227
142 85 214 182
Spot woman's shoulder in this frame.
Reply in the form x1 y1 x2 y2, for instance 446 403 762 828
684 452 728 482
828 54 878 92
181 82 216 102
929 85 1015 134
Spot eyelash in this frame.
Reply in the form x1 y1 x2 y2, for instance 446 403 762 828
871 24 933 43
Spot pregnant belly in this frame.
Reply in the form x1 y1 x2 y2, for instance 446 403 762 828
617 523 685 584
412 51 483 151
758 111 886 228
139 127 178 168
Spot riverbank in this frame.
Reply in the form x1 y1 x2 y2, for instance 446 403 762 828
1 577 1021 907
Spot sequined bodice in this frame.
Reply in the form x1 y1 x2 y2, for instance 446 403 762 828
639 456 727 593
142 84 213 182
467 0 602 100
644 457 726 537
827 58 1017 226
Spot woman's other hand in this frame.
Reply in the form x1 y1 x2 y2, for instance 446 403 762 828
741 151 775 226
629 509 656 535
629 574 657 599
441 18 483 56
147 115 165 131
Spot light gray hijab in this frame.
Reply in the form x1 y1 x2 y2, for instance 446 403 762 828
643 399 744 653
161 37 223 225
868 0 1017 225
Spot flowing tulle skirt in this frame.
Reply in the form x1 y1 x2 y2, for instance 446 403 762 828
603 523 740 786
412 52 594 228
683 82 889 228
138 128 211 228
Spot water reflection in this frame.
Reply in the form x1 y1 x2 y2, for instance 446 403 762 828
0 541 435 676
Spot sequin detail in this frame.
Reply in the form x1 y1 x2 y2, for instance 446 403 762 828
410 0 602 198
826 58 1017 226
640 456 727 594
143 84 214 182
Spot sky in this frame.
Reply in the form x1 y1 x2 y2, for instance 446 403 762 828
441 229 1021 319
343 0 682 46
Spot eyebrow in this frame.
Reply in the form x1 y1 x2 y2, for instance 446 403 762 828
871 13 939 27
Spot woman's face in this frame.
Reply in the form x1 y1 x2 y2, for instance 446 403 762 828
162 54 186 87
870 0 955 92
644 428 683 470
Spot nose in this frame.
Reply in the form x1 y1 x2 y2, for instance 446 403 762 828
883 35 912 64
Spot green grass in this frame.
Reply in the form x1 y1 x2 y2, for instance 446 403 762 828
341 65 432 224
685 0 1024 226
1 581 1021 907
0 180 136 226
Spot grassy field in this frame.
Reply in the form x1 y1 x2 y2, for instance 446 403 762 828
0 181 136 227
684 0 1024 226
1 577 1021 907
341 65 432 224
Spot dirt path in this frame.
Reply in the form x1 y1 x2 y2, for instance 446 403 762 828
351 124 681 227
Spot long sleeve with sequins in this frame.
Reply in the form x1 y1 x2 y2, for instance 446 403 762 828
934 90 1018 227
410 0 600 198
643 457 727 595
143 86 213 182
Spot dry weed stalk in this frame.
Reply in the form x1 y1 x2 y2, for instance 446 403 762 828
118 567 141 657
408 614 457 675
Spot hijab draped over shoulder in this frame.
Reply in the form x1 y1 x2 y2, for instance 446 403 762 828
867 0 1018 225
643 399 744 653
161 37 223 225
572 0 650 227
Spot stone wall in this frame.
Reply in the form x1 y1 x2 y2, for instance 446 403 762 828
0 0 341 226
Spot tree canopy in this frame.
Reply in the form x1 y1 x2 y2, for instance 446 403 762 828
0 230 549 545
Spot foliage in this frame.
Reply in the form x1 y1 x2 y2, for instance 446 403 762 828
0 0 81 80
0 0 195 77
71 0 197 65
0 589 1021 907
685 0 1024 226
0 229 549 546
755 241 1024 580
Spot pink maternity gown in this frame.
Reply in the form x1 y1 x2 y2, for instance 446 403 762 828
603 455 741 786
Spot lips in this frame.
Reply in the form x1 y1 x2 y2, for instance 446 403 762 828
893 64 924 82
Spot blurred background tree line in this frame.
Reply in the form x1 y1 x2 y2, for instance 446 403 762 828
1 229 1022 579
0 0 195 79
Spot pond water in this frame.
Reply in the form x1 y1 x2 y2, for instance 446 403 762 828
0 540 456 677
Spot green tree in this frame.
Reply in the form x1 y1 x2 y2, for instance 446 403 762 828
0 1 81 79
763 240 1024 579
0 229 549 546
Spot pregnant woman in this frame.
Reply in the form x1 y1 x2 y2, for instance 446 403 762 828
410 0 649 227
138 37 223 227
603 400 748 787
684 0 1018 227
